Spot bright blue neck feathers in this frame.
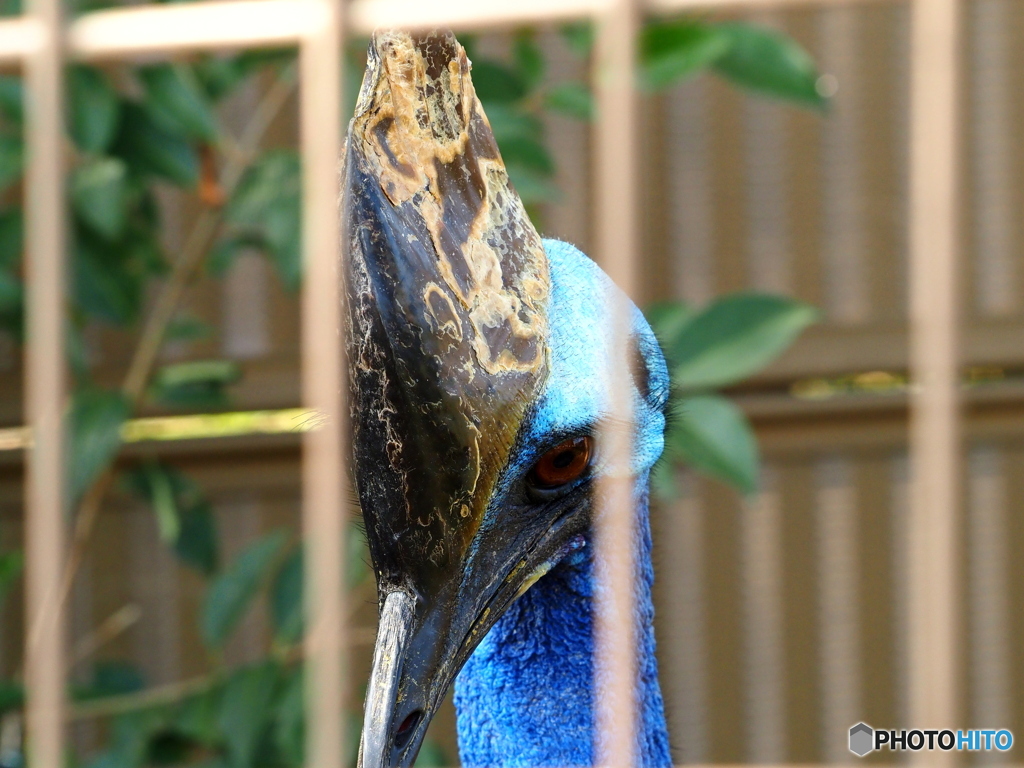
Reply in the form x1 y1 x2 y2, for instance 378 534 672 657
453 241 672 767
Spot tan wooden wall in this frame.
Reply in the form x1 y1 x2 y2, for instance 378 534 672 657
3 1 1024 762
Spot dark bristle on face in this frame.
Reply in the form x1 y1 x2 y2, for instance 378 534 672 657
629 335 651 401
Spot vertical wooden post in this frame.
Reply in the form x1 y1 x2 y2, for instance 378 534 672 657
593 0 639 764
23 0 66 763
300 2 348 766
907 0 960 756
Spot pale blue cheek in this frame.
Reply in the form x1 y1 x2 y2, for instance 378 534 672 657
455 241 673 767
516 239 668 475
466 240 668 573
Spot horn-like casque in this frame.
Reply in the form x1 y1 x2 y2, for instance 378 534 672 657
343 30 552 767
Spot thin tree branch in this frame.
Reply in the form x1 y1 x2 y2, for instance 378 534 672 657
68 673 217 721
67 625 376 722
58 64 299 617
69 603 142 668
121 63 298 403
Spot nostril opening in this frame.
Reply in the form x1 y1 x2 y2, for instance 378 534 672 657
394 710 422 750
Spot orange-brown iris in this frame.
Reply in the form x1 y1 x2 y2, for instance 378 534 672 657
529 436 593 490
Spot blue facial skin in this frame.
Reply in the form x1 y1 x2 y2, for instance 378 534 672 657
453 240 672 767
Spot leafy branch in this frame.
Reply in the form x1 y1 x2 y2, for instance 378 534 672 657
59 64 299 623
648 295 819 495
0 14 830 768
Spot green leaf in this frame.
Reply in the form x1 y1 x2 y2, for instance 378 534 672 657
668 394 758 493
206 233 263 277
69 0 120 14
269 547 302 645
127 464 220 574
0 211 20 337
347 524 368 587
0 134 22 191
270 526 366 646
201 530 287 649
138 462 180 543
145 730 196 765
69 388 129 503
0 75 23 123
559 22 593 57
68 66 121 154
513 34 545 89
88 660 145 698
498 135 554 175
151 359 240 408
645 300 694 350
67 323 89 375
0 207 22 269
126 465 219 574
227 151 301 288
74 235 142 324
650 459 678 502
485 103 543 145
192 51 288 102
153 483 179 544
114 103 199 187
165 317 211 344
176 501 219 575
218 662 280 768
414 740 449 768
155 359 240 389
227 150 298 222
0 680 23 714
86 710 162 768
207 236 245 276
506 165 560 206
472 60 527 103
670 293 818 390
139 64 219 142
166 315 212 342
544 82 593 121
72 157 129 240
345 714 361 766
640 20 732 89
193 56 251 102
274 669 304 766
175 686 223 747
344 55 365 123
0 270 21 314
0 550 23 609
711 22 827 109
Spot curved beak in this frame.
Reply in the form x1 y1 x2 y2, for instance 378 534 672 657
356 529 589 768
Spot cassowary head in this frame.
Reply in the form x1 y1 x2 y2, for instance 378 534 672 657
344 29 670 767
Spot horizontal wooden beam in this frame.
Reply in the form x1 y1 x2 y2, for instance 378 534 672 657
0 0 907 65
66 0 330 58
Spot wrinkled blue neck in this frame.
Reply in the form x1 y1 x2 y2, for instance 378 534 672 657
453 490 671 767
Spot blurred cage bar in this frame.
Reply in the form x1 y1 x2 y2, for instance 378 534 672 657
0 0 974 763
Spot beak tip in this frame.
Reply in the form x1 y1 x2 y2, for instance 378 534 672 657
360 591 416 768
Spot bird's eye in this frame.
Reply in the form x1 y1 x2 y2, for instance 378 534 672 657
528 436 593 490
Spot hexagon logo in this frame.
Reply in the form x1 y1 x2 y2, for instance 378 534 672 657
849 722 874 757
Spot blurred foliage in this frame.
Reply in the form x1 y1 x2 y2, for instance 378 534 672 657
461 21 826 214
648 295 818 495
641 19 826 105
0 550 22 612
0 12 825 768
